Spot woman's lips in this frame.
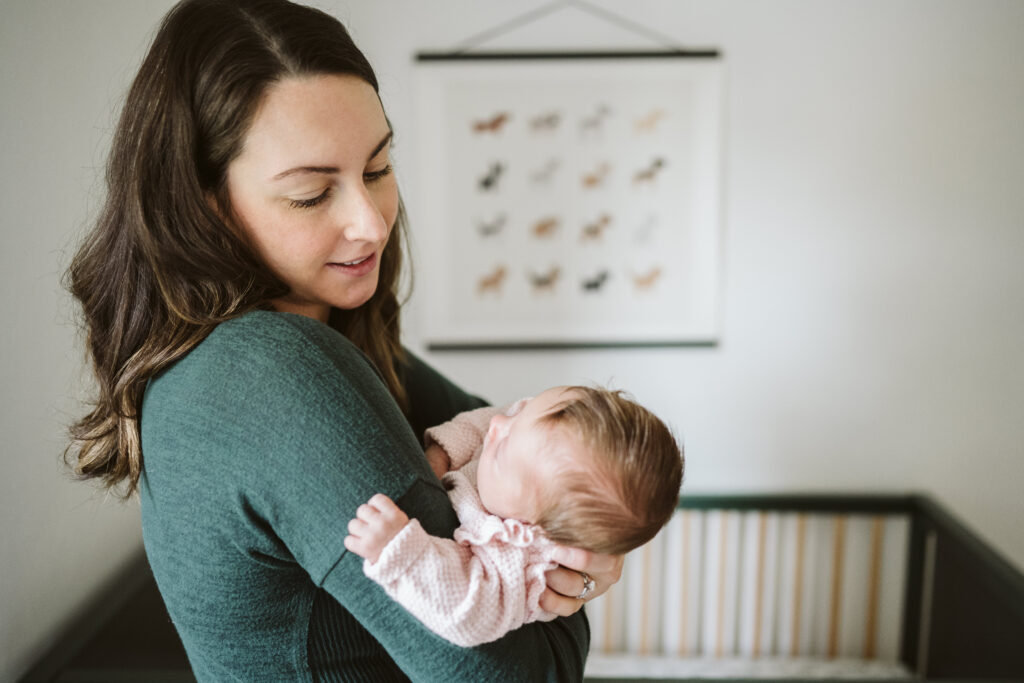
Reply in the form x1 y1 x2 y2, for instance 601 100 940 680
327 252 377 276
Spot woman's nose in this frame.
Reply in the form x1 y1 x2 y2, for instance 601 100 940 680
340 185 389 243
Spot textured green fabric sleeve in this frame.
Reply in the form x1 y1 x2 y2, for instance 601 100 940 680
399 350 489 442
141 312 589 681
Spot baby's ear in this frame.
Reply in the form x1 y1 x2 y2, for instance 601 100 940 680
505 397 531 416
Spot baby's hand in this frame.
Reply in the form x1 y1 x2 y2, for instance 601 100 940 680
344 494 410 563
425 443 452 480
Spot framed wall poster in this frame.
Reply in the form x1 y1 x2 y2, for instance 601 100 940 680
415 52 723 349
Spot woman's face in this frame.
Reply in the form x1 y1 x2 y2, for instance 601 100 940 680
225 74 398 322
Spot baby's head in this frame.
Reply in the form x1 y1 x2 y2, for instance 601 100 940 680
476 386 683 555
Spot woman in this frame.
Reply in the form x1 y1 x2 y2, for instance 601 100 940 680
65 0 621 680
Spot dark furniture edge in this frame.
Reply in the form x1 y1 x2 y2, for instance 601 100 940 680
18 547 151 683
675 492 916 514
912 493 1024 602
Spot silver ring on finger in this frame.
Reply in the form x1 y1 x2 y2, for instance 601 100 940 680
576 571 596 600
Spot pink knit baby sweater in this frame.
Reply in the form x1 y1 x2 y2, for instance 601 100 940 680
361 403 559 646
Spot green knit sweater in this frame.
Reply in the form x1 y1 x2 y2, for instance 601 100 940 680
139 311 589 682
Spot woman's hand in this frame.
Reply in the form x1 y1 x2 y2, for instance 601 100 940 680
539 545 624 617
424 443 451 480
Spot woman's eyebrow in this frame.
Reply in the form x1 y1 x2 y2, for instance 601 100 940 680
367 131 393 161
271 132 393 181
272 166 337 181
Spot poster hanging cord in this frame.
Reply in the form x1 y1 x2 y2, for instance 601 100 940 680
450 0 692 55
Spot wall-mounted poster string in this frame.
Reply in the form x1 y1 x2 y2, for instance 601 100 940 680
421 0 719 60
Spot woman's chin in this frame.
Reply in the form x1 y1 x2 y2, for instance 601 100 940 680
332 282 380 312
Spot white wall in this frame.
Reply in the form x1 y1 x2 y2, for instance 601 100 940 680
2 1 1021 680
1 2 172 680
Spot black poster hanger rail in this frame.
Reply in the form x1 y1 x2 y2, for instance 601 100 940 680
416 0 720 62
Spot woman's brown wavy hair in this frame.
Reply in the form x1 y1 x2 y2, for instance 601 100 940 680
65 0 409 497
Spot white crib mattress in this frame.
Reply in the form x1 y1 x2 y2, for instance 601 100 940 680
584 655 913 679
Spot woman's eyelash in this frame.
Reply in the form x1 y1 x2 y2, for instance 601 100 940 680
289 188 330 210
364 164 393 182
287 166 391 210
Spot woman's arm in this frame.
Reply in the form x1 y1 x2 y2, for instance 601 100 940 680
235 314 590 680
399 349 489 437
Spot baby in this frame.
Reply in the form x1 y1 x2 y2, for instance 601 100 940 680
345 385 684 646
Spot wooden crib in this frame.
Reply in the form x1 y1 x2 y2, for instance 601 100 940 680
23 493 1024 682
583 494 1024 681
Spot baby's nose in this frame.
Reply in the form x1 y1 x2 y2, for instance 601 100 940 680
487 414 508 440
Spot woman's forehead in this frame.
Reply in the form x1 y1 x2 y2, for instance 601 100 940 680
238 74 388 171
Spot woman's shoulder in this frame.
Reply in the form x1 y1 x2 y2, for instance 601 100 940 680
209 309 354 356
141 310 412 476
198 310 378 375
147 311 380 412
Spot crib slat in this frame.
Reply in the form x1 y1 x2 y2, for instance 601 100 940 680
738 511 764 657
761 513 782 656
790 513 810 656
827 515 848 658
878 515 910 661
752 512 768 656
835 516 866 658
806 515 830 656
682 510 703 656
624 547 645 654
657 510 684 656
702 510 742 657
864 515 885 659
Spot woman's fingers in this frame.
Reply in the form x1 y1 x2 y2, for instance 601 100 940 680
545 565 589 599
537 587 583 617
546 545 625 602
551 545 624 576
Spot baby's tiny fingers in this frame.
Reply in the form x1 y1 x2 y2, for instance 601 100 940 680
344 534 378 562
369 495 405 521
368 493 396 510
369 494 409 524
356 503 380 522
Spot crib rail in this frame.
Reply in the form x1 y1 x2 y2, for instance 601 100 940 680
585 494 1024 681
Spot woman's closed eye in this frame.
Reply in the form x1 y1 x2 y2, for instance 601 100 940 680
288 187 331 210
364 164 393 183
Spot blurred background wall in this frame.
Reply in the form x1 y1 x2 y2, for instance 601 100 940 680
2 1 1021 679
